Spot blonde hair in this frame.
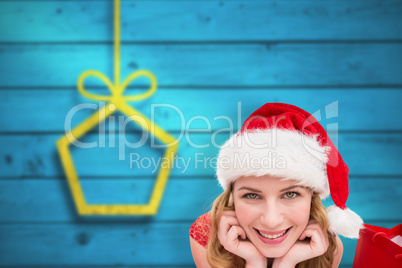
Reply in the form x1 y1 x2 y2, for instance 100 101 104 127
206 185 338 268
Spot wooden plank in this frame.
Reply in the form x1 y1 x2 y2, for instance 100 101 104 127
1 43 402 87
0 266 195 268
0 267 195 268
0 222 195 266
0 178 221 222
0 220 399 266
0 133 401 177
0 266 351 268
1 1 402 42
0 178 401 222
1 89 402 132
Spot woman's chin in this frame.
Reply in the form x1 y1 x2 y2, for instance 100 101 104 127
249 230 295 259
253 239 294 259
260 249 287 258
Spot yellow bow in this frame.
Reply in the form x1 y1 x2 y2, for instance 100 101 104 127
77 69 157 105
77 0 156 105
56 0 178 216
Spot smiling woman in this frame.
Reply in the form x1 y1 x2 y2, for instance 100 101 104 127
189 103 363 268
233 176 313 259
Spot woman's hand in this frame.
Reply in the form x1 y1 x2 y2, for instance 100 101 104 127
218 210 267 268
273 220 329 268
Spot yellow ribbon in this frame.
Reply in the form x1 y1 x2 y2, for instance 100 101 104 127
77 0 156 105
77 70 157 103
56 0 178 216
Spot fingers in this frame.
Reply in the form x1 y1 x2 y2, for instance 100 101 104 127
299 220 323 240
218 211 240 242
299 221 329 255
221 210 236 217
218 211 246 251
217 211 266 264
281 220 330 265
227 225 247 245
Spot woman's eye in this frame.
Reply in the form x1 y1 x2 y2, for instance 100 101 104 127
246 193 259 199
284 192 297 199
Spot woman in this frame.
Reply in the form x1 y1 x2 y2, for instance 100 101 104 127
189 103 363 268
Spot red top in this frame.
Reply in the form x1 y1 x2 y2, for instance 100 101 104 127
189 212 212 248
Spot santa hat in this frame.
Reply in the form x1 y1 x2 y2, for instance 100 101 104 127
216 103 363 239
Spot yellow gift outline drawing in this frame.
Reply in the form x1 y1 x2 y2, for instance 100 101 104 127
56 0 178 215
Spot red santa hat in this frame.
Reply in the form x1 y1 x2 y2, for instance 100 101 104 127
216 103 363 238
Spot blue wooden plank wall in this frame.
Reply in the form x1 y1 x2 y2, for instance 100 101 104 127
1 1 402 267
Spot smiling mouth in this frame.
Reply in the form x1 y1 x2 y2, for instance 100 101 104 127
256 227 291 239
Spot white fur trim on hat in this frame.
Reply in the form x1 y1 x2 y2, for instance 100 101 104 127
327 205 364 238
216 129 330 198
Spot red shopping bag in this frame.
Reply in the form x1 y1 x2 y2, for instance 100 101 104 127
353 224 402 268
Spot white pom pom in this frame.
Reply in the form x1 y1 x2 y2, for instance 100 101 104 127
327 205 364 239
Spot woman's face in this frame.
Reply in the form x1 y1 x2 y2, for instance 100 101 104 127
233 175 312 258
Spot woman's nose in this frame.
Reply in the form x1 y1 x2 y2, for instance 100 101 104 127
260 201 284 229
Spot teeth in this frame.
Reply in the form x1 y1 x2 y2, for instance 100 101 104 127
259 229 287 239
